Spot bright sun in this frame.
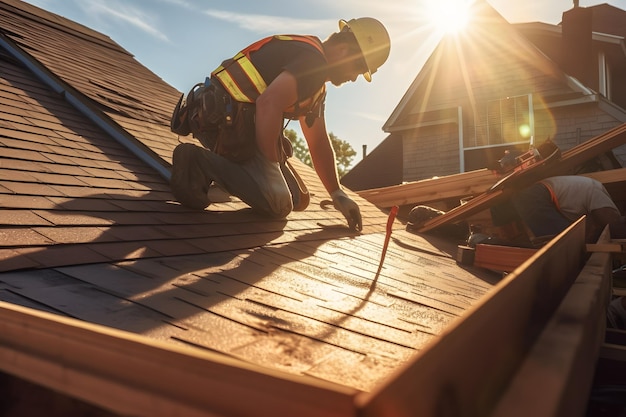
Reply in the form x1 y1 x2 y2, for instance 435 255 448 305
426 0 473 34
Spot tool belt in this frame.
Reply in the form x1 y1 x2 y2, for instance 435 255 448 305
171 78 257 162
171 78 309 210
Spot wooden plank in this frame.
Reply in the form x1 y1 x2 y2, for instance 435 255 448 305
357 169 496 208
555 123 626 173
586 243 626 253
0 301 358 417
356 218 586 417
490 226 613 417
474 244 538 272
583 167 626 185
418 189 507 232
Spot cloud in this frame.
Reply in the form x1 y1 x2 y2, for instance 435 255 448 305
79 0 170 42
203 9 333 34
153 0 194 9
352 111 388 123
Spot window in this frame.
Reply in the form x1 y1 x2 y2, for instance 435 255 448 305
465 94 533 148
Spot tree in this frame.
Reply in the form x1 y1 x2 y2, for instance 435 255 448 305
284 129 311 167
329 132 357 178
284 129 356 178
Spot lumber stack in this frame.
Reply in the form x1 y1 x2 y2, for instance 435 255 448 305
418 123 626 232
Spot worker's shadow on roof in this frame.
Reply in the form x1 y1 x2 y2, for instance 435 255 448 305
4 191 368 348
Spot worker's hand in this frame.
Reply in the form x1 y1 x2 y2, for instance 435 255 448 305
331 189 362 231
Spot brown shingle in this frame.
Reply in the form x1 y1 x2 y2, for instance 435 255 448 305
0 247 41 269
0 209 53 226
18 244 111 268
33 226 109 244
0 228 53 246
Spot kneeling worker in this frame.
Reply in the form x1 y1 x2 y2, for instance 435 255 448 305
169 18 391 232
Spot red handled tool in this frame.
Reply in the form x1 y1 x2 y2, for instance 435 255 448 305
375 205 399 278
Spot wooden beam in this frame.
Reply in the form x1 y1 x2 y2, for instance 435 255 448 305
474 244 538 272
491 226 613 417
583 167 626 185
418 188 508 232
0 302 357 417
554 123 626 174
586 243 626 253
357 169 496 208
356 218 587 417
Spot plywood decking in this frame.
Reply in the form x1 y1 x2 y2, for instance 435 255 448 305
358 218 592 416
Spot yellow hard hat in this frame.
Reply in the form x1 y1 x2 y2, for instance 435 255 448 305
339 17 390 82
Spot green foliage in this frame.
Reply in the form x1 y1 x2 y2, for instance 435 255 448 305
284 129 311 167
284 129 356 178
329 132 357 178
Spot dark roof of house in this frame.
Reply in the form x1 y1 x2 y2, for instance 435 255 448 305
341 134 403 192
561 3 626 37
0 0 497 395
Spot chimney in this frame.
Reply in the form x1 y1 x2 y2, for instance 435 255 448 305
362 144 367 160
561 5 594 87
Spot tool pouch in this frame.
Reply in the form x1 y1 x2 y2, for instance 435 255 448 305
170 79 258 163
211 101 257 162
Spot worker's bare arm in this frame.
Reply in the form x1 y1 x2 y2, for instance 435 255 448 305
255 71 299 162
299 113 341 195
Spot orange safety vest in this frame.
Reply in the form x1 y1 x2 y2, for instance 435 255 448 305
211 35 326 119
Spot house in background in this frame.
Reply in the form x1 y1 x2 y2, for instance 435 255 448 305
342 0 626 191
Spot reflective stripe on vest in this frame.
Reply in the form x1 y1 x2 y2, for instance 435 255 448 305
212 35 325 115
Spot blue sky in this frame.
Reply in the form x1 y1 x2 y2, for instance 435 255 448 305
23 0 626 159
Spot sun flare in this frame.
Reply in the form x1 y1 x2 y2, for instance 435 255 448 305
426 0 473 34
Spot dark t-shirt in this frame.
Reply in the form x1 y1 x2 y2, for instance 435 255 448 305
248 37 328 103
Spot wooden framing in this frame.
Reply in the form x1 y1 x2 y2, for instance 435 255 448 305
586 242 626 253
0 303 357 417
418 123 626 232
491 226 613 417
357 169 497 208
552 123 626 174
584 167 626 185
474 243 538 272
0 217 613 416
356 128 626 212
357 218 587 416
354 125 626 238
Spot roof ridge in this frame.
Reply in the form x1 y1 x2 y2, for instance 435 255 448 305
0 0 130 56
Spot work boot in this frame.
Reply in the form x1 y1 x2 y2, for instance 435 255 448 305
407 205 445 229
407 205 468 240
170 143 211 210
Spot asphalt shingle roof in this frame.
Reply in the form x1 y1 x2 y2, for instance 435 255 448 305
0 0 497 392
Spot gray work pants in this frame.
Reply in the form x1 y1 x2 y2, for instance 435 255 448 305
179 143 293 218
